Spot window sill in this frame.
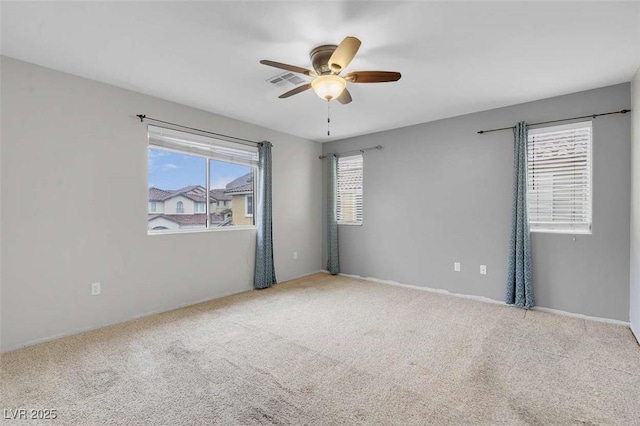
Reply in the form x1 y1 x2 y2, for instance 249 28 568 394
148 226 256 236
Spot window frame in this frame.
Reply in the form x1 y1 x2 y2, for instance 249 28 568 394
336 153 364 226
526 120 593 235
245 194 254 218
147 126 258 235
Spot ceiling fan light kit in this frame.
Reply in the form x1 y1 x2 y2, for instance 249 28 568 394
311 75 346 101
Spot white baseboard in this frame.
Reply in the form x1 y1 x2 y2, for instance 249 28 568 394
283 270 327 282
337 272 630 327
2 286 253 354
631 322 640 345
530 306 629 326
3 269 327 354
5 269 629 354
339 272 504 305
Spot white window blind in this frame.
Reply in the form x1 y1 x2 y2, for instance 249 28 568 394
527 121 592 234
337 154 363 225
148 125 258 167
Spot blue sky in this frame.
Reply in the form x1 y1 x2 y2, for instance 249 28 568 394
148 148 251 190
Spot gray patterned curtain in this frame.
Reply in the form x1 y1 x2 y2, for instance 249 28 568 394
506 122 534 308
327 154 340 275
254 141 276 289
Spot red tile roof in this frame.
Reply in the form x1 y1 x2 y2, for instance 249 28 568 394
149 186 233 203
148 188 175 202
210 189 232 201
224 173 254 195
225 183 253 194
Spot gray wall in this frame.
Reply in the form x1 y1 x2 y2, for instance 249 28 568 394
631 69 640 339
323 84 631 321
1 57 322 352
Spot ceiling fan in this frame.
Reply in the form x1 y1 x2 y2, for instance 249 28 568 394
260 36 401 104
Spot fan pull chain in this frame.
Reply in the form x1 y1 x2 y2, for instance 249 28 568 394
327 100 331 136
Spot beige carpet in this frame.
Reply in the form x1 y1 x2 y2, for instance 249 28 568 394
1 273 639 425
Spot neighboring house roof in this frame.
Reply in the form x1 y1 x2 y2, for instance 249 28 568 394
148 188 175 202
173 185 207 202
224 173 254 195
174 185 202 195
182 194 206 203
210 189 232 202
148 185 232 203
225 183 253 194
148 187 194 202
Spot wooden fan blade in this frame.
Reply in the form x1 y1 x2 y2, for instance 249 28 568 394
279 83 312 99
345 71 401 83
260 60 315 76
328 36 361 73
337 88 352 104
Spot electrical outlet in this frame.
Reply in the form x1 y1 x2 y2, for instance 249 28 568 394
480 265 487 275
454 262 461 272
91 282 101 295
293 251 298 260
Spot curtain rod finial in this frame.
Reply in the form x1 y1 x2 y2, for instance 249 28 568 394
137 114 146 122
477 130 484 134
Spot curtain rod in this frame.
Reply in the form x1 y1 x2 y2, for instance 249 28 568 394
477 109 630 134
319 145 382 159
136 114 261 146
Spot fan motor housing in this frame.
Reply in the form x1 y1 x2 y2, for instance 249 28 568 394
310 45 337 75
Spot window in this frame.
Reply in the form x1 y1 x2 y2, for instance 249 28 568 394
149 202 157 213
527 121 592 234
147 125 258 233
245 195 254 217
336 153 363 225
210 159 254 226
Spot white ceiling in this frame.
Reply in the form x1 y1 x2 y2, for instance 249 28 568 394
2 1 639 142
